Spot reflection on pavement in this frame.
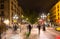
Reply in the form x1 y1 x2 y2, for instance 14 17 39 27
39 30 49 39
9 34 20 39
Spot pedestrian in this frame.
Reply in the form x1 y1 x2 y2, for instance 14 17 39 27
27 24 32 34
43 24 46 31
13 24 18 31
37 24 41 34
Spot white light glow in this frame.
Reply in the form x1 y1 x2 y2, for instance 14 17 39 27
41 13 47 19
4 19 9 25
13 14 19 19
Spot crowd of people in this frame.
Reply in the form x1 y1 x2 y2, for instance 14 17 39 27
12 23 46 34
27 24 46 34
1 23 46 39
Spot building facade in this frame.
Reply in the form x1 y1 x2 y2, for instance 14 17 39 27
49 1 60 25
0 0 22 26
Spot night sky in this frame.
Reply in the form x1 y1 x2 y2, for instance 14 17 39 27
18 0 58 13
18 0 58 24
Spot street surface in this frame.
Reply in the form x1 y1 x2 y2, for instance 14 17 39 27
1 27 60 39
29 27 60 39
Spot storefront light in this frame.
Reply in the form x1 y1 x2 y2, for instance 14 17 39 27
4 19 9 25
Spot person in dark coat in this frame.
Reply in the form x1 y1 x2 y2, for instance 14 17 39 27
13 25 18 31
43 24 46 31
27 24 32 34
37 24 41 34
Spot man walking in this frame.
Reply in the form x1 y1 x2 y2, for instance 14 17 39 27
43 24 46 31
27 24 32 34
37 24 41 34
13 24 18 31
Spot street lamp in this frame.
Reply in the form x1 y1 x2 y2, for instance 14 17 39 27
13 14 19 23
13 14 19 19
41 13 47 19
40 13 47 25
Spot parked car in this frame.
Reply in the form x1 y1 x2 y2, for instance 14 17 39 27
55 26 60 31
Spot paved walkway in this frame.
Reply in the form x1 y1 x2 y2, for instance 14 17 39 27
28 27 60 39
1 27 60 39
29 28 38 39
1 28 24 39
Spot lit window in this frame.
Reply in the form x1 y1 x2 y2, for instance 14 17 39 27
57 5 59 8
58 9 59 11
58 13 59 16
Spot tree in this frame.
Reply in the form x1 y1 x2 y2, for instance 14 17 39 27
27 11 38 24
23 10 39 24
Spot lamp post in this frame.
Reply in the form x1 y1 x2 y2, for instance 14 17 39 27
13 14 19 24
21 15 24 18
13 14 19 19
40 13 47 25
41 14 47 19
